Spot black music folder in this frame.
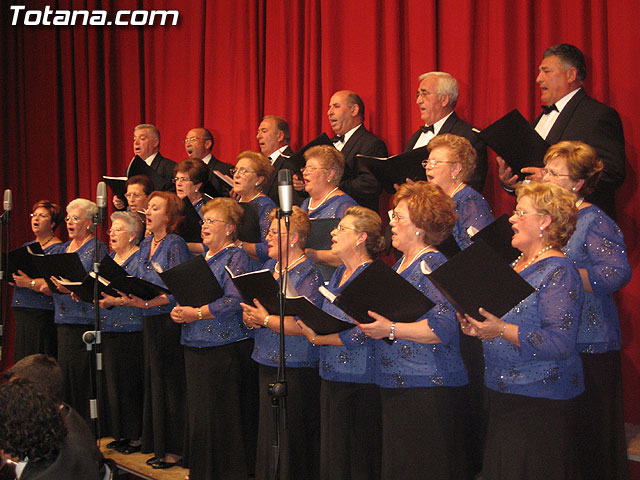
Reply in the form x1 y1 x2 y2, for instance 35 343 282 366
103 176 128 203
479 109 549 179
5 242 44 279
469 214 520 264
127 156 167 190
238 201 261 244
357 146 429 193
159 255 223 307
55 274 120 304
424 240 534 320
435 233 462 259
30 249 88 293
179 197 204 243
306 218 340 250
96 255 169 300
281 133 334 173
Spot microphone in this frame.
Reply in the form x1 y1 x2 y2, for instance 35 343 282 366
278 169 293 217
2 189 12 222
96 181 107 224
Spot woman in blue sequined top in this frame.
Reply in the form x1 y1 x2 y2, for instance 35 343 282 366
297 206 385 480
11 200 64 361
241 206 324 480
174 158 210 216
169 198 254 480
97 211 145 454
541 140 632 480
425 134 493 249
232 151 277 265
358 181 468 479
52 199 108 424
460 182 584 479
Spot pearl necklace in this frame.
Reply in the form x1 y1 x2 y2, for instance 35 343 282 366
275 253 306 274
340 260 372 283
398 246 432 272
205 242 235 260
449 182 465 197
513 245 553 271
308 187 339 211
240 191 262 203
575 197 584 208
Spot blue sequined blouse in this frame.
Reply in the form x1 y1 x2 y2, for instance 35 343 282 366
562 205 631 353
100 250 143 332
250 195 277 265
374 251 468 388
181 246 252 347
252 257 324 368
301 193 358 219
452 185 494 249
134 233 191 316
482 256 585 400
53 239 109 325
12 241 63 310
318 263 376 384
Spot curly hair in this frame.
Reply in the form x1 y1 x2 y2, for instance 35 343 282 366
0 379 67 463
515 182 578 249
201 197 245 241
393 181 457 246
235 150 275 193
427 134 478 183
269 206 312 248
343 206 385 258
304 145 345 186
147 191 184 234
66 198 98 219
543 140 603 197
3 354 64 403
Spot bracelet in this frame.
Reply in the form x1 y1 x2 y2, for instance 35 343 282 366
119 297 125 306
311 335 316 346
388 322 396 341
263 315 270 327
197 308 203 320
499 322 507 338
144 301 149 309
30 280 36 289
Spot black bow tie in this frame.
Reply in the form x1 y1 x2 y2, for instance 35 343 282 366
420 125 435 134
331 135 345 143
541 104 558 115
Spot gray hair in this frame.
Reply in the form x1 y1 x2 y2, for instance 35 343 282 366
262 115 290 143
66 198 98 219
110 211 144 244
418 72 459 108
134 123 160 142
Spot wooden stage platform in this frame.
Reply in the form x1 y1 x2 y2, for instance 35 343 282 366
99 438 188 480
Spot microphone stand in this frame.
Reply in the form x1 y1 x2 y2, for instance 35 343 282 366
269 208 290 480
0 210 9 359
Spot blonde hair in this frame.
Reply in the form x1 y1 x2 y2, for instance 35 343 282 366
543 140 603 197
268 206 312 248
201 197 244 241
235 151 275 193
304 145 345 185
343 206 385 258
427 134 477 183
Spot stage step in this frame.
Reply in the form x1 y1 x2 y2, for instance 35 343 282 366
99 438 188 480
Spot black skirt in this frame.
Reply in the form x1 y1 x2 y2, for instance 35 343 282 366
13 307 57 361
101 331 144 441
483 388 580 480
319 379 382 480
380 386 467 480
183 341 253 480
254 364 321 480
57 324 93 425
141 313 185 458
576 350 630 480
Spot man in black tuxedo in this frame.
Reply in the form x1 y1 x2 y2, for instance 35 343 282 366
328 90 387 211
256 115 305 205
113 123 176 209
406 72 487 193
184 127 233 197
498 43 625 218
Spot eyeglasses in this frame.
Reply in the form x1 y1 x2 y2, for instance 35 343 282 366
416 89 441 99
230 167 256 177
301 166 329 174
390 211 408 222
541 168 572 178
107 228 126 235
512 209 545 218
421 158 454 169
173 176 192 184
199 218 227 226
183 136 204 144
30 213 50 219
64 215 82 224
124 192 144 199
334 224 357 233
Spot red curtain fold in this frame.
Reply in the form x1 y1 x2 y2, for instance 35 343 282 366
1 0 639 430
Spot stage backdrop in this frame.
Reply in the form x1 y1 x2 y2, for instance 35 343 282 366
1 0 639 423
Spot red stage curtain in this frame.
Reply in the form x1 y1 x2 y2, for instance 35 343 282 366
1 0 639 430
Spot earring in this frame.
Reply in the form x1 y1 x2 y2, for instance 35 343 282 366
539 226 544 238
452 175 456 180
195 188 199 193
415 231 420 236
290 243 295 248
255 183 259 187
571 186 576 191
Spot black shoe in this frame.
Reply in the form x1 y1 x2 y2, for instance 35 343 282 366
151 460 181 469
145 456 160 465
107 439 129 450
118 444 142 455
